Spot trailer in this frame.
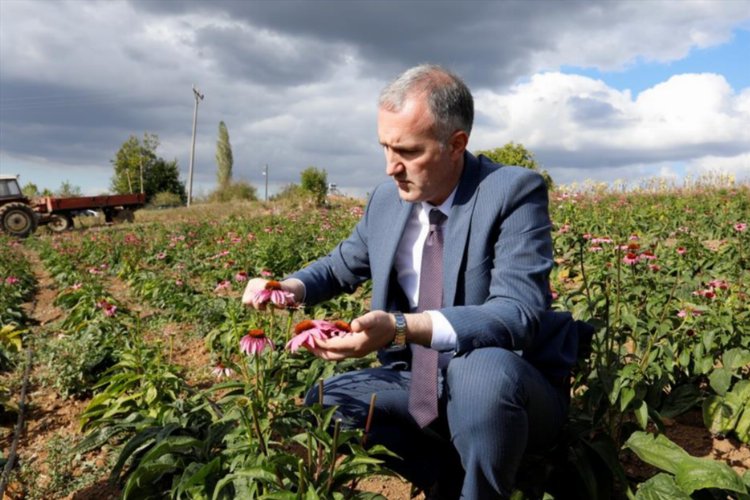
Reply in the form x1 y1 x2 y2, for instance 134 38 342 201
0 175 146 237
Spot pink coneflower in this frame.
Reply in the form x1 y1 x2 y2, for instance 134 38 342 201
693 289 716 299
591 237 612 244
622 253 639 265
253 280 296 308
678 307 704 318
212 362 235 378
734 222 747 232
214 280 231 292
558 224 571 234
260 269 273 278
234 271 248 282
589 245 603 252
4 276 19 285
648 264 661 272
629 234 639 241
640 250 657 261
708 279 729 290
175 279 184 286
71 282 83 290
286 319 352 353
676 247 687 255
88 267 101 275
582 233 592 240
96 299 117 317
156 252 167 260
240 329 274 355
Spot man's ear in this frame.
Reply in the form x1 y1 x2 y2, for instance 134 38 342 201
449 130 469 159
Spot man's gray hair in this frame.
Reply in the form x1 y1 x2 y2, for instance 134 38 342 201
379 64 474 142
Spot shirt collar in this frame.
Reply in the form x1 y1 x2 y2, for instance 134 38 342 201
421 186 457 219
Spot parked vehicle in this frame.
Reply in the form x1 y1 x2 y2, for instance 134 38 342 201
0 175 146 237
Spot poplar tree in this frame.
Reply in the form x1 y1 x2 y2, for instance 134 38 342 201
215 121 233 189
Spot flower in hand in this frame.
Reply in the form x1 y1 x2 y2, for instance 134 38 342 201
286 319 351 352
253 280 296 308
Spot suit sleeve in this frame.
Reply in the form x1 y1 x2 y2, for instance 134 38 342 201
440 170 553 353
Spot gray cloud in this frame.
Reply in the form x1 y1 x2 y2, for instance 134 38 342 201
2 0 749 195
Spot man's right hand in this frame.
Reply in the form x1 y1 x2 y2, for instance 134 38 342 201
241 278 304 309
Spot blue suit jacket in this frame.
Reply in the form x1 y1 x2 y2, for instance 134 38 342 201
292 152 582 379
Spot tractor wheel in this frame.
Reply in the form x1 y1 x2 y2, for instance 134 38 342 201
0 203 38 238
48 213 74 232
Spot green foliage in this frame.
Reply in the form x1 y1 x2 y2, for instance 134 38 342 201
208 180 258 203
56 179 82 198
110 133 186 203
215 120 234 189
149 190 184 208
475 142 554 190
21 182 39 198
300 167 328 206
625 431 748 496
17 181 749 498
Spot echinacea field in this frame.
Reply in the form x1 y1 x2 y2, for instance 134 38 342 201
1 176 748 499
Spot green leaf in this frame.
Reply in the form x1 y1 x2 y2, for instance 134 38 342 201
634 473 691 500
709 368 732 396
734 406 750 443
724 348 750 372
703 395 735 435
626 432 748 495
635 400 649 430
620 387 636 412
674 457 748 494
624 432 688 475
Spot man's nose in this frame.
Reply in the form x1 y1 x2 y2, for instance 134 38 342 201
385 152 403 176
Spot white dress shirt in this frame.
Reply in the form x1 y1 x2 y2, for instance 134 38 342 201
394 191 458 351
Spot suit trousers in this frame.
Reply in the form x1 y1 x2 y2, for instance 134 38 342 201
304 347 569 499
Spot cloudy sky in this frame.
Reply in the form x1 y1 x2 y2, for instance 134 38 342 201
1 0 749 198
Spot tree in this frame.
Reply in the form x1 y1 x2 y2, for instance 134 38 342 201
22 182 39 198
300 167 328 206
57 180 82 198
208 180 258 203
475 142 554 190
215 121 233 189
111 133 186 203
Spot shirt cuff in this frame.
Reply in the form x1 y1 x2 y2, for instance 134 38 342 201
426 310 457 351
283 277 306 303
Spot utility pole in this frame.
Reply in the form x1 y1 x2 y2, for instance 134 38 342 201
263 164 269 202
187 85 204 207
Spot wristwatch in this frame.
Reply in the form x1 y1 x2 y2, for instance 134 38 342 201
392 312 407 348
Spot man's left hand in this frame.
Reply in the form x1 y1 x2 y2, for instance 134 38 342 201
310 311 394 360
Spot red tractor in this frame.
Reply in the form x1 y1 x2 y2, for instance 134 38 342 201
0 175 37 238
0 175 146 238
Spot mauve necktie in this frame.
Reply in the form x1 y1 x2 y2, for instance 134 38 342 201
409 208 447 428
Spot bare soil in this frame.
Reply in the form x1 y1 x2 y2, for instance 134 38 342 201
2 245 748 499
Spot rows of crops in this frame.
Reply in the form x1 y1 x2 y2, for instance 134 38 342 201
1 184 748 498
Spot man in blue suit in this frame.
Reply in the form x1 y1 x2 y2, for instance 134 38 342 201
243 64 583 499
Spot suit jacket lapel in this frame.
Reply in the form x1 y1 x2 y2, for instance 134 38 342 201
371 198 413 310
444 153 481 306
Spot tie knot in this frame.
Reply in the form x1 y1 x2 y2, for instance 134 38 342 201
428 209 447 228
